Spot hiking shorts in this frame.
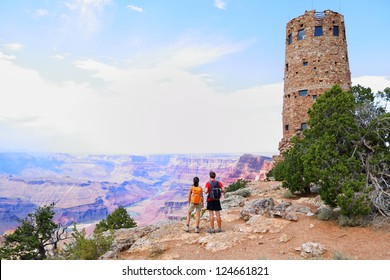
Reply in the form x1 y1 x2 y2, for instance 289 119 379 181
207 200 222 211
188 203 202 213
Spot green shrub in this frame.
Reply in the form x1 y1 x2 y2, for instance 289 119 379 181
95 206 137 233
338 214 369 227
272 160 288 181
282 190 297 199
333 251 353 260
316 207 337 221
226 179 249 193
65 225 114 260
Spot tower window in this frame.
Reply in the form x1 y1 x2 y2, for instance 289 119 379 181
301 123 307 130
314 26 323 36
303 61 308 66
286 63 289 72
285 125 290 131
299 89 308 96
333 26 339 36
288 34 292 44
297 29 305 40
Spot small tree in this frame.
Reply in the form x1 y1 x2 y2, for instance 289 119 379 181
226 179 249 193
280 85 389 221
64 225 113 260
0 203 68 260
94 206 137 233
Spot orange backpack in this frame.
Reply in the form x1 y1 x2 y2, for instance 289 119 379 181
191 186 202 205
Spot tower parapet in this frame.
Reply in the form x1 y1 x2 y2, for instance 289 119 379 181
279 10 351 153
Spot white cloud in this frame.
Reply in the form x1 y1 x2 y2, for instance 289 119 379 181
127 5 144 13
50 55 65 60
50 53 71 60
64 2 78 10
3 43 24 51
0 42 284 155
214 0 226 10
352 76 390 92
75 0 111 7
0 51 16 60
33 9 49 19
4 28 388 156
63 0 112 37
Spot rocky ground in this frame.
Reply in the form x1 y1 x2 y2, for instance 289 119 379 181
101 181 390 260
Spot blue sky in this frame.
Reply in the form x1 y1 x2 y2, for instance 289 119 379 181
0 0 389 155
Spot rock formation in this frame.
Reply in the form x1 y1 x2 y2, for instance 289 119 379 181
0 152 273 234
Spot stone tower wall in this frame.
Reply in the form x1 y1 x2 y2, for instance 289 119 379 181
279 10 351 152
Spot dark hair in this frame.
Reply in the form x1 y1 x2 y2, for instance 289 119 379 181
209 171 216 179
193 177 199 187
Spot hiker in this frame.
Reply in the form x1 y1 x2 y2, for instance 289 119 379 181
185 176 204 233
205 171 225 233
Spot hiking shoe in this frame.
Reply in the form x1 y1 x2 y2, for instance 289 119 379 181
184 225 189 232
217 228 223 233
195 227 200 233
207 228 215 234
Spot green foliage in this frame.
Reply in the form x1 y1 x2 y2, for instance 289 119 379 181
95 206 137 233
282 139 311 194
65 225 113 260
226 179 249 193
279 85 389 221
270 160 288 181
338 214 369 227
282 190 297 199
316 207 337 221
0 203 67 260
332 251 353 260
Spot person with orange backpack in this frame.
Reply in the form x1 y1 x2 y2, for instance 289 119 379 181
185 177 204 233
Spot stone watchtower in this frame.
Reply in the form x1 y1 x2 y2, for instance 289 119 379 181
279 10 351 153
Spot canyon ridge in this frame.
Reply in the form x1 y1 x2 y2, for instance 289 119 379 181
0 152 272 234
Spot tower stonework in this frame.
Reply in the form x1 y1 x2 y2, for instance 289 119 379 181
279 10 351 153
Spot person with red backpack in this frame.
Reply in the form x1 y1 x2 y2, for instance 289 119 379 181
185 177 204 233
205 171 225 233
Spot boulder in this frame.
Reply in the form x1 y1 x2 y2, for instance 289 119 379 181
99 225 159 259
270 201 292 218
285 211 298 221
221 195 246 208
240 198 275 221
225 188 252 198
198 231 246 252
301 242 325 258
236 215 289 234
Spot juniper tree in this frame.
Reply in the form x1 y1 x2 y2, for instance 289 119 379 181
94 206 137 233
279 85 389 219
0 203 68 260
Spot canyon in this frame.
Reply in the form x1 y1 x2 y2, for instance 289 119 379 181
0 152 273 234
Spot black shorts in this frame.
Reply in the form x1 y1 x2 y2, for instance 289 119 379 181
207 200 222 211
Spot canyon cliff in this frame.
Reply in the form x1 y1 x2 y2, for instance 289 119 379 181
0 152 273 234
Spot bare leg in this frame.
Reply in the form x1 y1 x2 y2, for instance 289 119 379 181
195 211 200 228
216 211 222 229
209 210 214 229
186 210 191 226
